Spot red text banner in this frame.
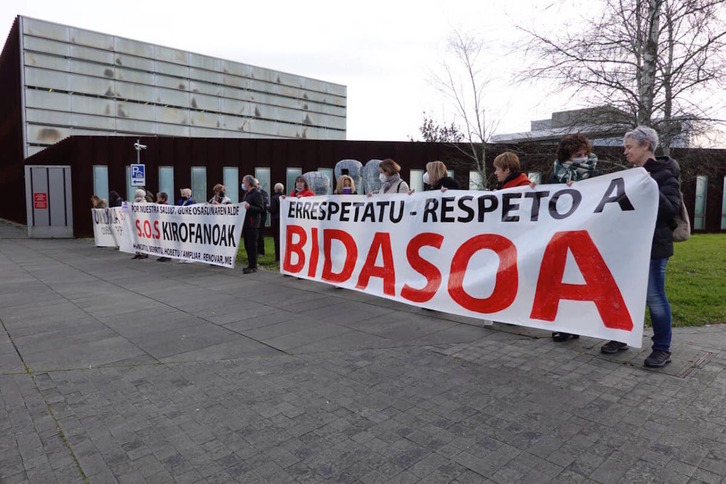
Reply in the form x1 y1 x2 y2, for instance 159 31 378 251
280 168 659 347
119 203 246 268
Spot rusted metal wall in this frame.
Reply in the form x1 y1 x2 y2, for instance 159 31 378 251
19 16 347 157
0 18 26 225
21 136 726 238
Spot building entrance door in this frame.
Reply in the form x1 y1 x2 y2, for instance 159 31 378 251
24 165 73 238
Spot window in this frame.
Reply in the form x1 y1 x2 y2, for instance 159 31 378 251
695 176 707 230
255 167 272 227
125 166 134 202
93 165 109 202
286 167 302 196
469 171 483 190
223 167 239 203
159 166 174 200
409 169 424 193
722 177 726 230
191 167 207 203
319 168 334 194
447 169 454 180
528 172 541 184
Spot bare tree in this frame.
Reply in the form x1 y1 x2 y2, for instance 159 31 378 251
428 30 500 188
523 0 726 154
410 113 465 143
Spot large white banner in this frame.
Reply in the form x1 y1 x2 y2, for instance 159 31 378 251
118 203 246 268
92 207 125 247
281 168 659 347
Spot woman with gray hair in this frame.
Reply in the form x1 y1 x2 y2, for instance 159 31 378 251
268 183 285 262
600 126 682 368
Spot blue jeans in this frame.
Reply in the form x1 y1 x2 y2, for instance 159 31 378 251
648 258 672 352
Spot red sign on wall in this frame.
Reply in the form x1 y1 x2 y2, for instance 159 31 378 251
33 193 47 209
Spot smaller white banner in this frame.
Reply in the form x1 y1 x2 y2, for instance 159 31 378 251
92 207 125 247
119 203 246 268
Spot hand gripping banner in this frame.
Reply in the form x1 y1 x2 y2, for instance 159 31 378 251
118 203 246 268
280 168 659 347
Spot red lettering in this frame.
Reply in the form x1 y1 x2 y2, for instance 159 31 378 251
143 220 152 238
322 229 357 283
307 228 319 278
356 232 395 295
135 219 142 237
448 234 518 313
401 233 443 303
153 221 160 239
530 230 632 330
283 225 307 273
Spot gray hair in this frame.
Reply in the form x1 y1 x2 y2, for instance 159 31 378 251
274 183 284 193
624 126 659 153
242 174 256 186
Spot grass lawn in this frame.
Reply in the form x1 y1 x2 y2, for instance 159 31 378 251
239 234 726 327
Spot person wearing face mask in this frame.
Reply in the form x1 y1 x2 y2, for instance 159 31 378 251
377 159 409 194
209 184 231 205
289 176 315 198
548 134 601 343
334 175 357 195
177 188 195 206
423 161 460 191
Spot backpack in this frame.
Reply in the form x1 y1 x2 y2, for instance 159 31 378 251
673 191 690 242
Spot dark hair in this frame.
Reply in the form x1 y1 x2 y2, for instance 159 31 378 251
379 158 401 176
294 176 310 190
556 134 592 162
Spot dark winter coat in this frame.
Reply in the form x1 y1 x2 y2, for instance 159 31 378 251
644 156 681 259
431 176 460 190
243 187 265 230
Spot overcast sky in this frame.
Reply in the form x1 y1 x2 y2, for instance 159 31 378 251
5 0 718 144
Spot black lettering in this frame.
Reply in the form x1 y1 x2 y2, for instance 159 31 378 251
327 201 340 221
477 195 498 222
423 198 438 222
457 196 474 223
549 189 582 220
441 197 456 223
524 191 549 221
502 193 522 222
361 202 376 223
228 225 236 247
340 202 351 222
390 200 404 223
594 178 635 213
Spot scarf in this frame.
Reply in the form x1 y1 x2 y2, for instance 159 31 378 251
380 172 401 193
552 153 598 183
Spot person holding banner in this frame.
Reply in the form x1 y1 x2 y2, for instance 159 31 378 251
289 176 315 198
493 152 532 189
601 126 681 368
423 161 460 191
209 184 232 205
177 188 195 206
547 134 601 342
108 191 123 208
378 159 410 194
241 175 266 274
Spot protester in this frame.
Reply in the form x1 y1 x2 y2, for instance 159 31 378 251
241 175 266 273
256 181 270 257
548 134 601 342
144 188 155 203
334 175 357 194
90 195 106 208
156 192 171 262
108 191 123 207
209 184 231 204
177 188 195 206
269 183 284 262
493 152 531 189
131 189 148 260
289 176 315 198
424 161 459 191
378 158 410 194
600 126 681 368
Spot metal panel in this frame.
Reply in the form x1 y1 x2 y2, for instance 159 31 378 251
69 72 115 97
70 44 114 64
22 36 70 56
23 18 69 42
29 167 49 227
69 27 113 50
71 95 114 117
48 168 68 226
190 93 220 112
190 126 228 137
221 84 249 100
222 74 248 90
71 112 116 131
25 90 71 111
156 105 189 125
27 124 70 144
114 53 155 71
155 45 188 65
220 98 248 117
190 111 219 128
155 123 190 136
219 114 249 132
115 118 157 134
220 59 250 78
189 67 223 85
156 73 188 91
190 53 220 71
189 79 220 96
25 66 70 90
115 67 154 84
154 86 189 107
71 58 113 78
154 59 188 79
26 108 73 125
24 51 69 71
116 102 155 122
116 81 155 102
114 37 154 58
24 165 73 238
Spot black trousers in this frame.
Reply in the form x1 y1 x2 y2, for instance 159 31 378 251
257 212 267 255
243 227 258 269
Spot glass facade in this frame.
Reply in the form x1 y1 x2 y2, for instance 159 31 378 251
191 167 207 203
93 165 109 202
159 166 174 201
255 167 272 227
409 169 424 193
223 167 239 203
695 176 707 230
286 167 302 196
319 168 334 194
469 171 483 190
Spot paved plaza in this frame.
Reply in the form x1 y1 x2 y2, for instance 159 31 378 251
1 219 726 483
